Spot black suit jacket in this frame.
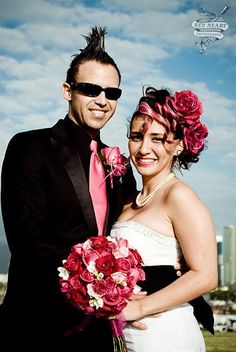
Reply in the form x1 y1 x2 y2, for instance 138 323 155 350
0 116 136 350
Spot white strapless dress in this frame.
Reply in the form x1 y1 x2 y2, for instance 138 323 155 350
110 221 206 352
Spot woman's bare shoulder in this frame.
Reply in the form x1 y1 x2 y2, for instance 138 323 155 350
166 177 205 208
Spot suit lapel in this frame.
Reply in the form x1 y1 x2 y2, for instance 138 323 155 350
50 120 98 234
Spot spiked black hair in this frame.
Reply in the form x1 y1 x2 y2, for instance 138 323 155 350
82 26 107 52
66 26 121 84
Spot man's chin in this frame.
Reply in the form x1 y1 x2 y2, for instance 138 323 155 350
89 119 110 130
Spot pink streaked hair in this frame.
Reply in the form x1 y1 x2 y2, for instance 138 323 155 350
137 101 178 136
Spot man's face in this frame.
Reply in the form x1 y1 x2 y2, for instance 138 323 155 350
63 61 120 137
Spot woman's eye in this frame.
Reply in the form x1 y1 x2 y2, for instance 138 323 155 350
129 133 142 141
152 137 164 142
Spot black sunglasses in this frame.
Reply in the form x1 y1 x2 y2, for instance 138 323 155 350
70 82 122 101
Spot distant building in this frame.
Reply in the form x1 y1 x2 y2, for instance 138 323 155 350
217 240 223 287
222 225 236 286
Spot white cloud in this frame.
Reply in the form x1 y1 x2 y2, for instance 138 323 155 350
100 0 182 12
0 27 31 53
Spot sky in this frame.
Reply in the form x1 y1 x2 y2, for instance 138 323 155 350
0 0 235 243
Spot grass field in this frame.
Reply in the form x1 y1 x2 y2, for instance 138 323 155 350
204 331 236 351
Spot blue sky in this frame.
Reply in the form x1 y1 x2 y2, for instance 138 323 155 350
0 0 235 242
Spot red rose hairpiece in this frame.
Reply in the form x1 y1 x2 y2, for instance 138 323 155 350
137 89 208 157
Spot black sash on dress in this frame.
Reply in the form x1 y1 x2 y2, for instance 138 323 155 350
138 265 214 335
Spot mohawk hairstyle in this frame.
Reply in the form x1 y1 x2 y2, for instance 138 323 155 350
82 26 107 52
66 26 121 84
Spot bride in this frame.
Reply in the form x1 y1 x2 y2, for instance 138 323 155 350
110 87 218 352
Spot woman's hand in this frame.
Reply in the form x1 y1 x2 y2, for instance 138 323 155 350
108 291 148 330
127 291 148 329
108 291 163 330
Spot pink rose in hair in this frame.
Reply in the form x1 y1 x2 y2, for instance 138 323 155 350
171 90 203 125
183 121 208 154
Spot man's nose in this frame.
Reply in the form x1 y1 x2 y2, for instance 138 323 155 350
94 91 107 105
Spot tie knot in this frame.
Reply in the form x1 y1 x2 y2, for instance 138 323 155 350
90 140 98 153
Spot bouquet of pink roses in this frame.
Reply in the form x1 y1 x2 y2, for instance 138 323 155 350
58 235 145 351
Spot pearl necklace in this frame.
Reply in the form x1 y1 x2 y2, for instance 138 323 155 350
135 173 175 208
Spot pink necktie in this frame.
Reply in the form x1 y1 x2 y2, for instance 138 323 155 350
89 140 107 235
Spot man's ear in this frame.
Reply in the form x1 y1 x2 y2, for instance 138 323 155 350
62 82 72 101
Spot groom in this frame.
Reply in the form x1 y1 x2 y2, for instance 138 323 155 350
0 26 136 351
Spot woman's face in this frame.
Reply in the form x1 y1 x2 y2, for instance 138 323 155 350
128 115 181 178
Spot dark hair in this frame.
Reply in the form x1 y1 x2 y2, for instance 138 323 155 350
66 26 121 84
129 86 208 170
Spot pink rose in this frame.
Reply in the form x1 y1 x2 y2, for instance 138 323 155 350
101 147 127 176
100 146 129 188
116 236 129 249
82 248 100 267
183 121 208 154
93 278 115 295
101 146 121 164
111 272 127 284
80 269 94 283
119 284 134 299
128 248 144 266
115 257 131 272
59 279 70 293
103 286 123 306
92 279 108 295
127 268 143 286
72 243 83 254
105 276 117 290
138 267 146 281
70 274 84 290
170 90 203 125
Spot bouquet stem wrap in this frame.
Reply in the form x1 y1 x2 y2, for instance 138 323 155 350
110 319 127 352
